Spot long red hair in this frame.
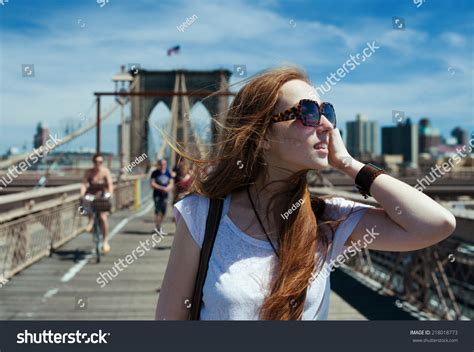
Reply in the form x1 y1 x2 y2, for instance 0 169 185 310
167 66 330 320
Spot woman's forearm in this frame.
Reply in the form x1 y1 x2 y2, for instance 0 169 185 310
342 158 456 235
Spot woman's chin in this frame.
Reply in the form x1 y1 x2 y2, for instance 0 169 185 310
309 157 328 170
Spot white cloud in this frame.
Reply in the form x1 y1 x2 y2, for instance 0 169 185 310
440 32 467 47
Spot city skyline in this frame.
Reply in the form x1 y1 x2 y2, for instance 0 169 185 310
346 114 470 162
1 110 471 157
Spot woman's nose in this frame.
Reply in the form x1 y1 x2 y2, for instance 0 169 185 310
317 115 334 132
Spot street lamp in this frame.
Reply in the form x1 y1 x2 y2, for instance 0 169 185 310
112 65 133 177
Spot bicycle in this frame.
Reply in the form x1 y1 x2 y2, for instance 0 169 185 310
82 192 112 263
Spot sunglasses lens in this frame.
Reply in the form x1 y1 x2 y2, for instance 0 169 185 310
322 103 336 127
300 100 320 126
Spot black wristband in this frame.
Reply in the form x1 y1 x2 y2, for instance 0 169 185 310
355 163 385 199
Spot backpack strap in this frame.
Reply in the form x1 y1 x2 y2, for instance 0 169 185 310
189 197 224 320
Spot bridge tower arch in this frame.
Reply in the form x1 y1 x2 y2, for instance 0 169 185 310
129 69 232 171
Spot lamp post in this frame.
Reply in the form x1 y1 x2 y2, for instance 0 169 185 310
112 65 133 177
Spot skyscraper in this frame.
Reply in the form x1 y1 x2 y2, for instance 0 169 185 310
382 118 418 167
33 122 50 149
451 126 468 146
346 114 378 158
418 118 441 154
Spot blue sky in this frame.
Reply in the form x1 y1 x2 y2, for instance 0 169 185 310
0 0 473 154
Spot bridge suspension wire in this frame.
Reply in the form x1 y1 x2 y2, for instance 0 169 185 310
179 73 205 158
0 79 140 170
156 73 180 162
155 72 203 168
0 102 120 170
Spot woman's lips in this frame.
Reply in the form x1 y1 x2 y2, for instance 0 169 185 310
313 142 328 150
313 142 328 156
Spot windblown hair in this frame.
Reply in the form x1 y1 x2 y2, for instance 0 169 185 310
167 66 332 320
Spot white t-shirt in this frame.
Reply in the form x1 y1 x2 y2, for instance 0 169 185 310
173 192 373 320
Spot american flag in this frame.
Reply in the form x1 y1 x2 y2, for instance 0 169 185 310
167 45 180 56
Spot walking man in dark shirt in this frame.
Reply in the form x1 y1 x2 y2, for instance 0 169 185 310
150 159 173 232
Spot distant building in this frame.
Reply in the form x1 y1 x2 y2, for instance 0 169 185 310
451 126 468 146
3 147 20 157
33 122 50 149
373 154 404 174
418 118 441 154
346 114 378 158
382 118 418 167
444 137 458 146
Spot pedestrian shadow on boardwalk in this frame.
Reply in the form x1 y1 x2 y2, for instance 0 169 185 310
154 246 172 250
51 249 90 263
122 230 156 236
121 229 175 236
330 269 417 320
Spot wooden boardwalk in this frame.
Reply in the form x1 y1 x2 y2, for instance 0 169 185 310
0 201 371 320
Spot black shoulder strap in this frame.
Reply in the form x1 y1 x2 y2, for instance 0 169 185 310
189 197 224 320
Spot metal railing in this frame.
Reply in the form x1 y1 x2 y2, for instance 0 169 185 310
310 186 474 320
0 175 151 281
347 241 473 320
138 176 153 205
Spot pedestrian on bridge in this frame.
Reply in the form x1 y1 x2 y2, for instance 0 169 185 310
150 159 174 232
172 158 193 205
80 153 114 254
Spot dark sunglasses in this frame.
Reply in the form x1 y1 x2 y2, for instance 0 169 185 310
271 99 336 128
